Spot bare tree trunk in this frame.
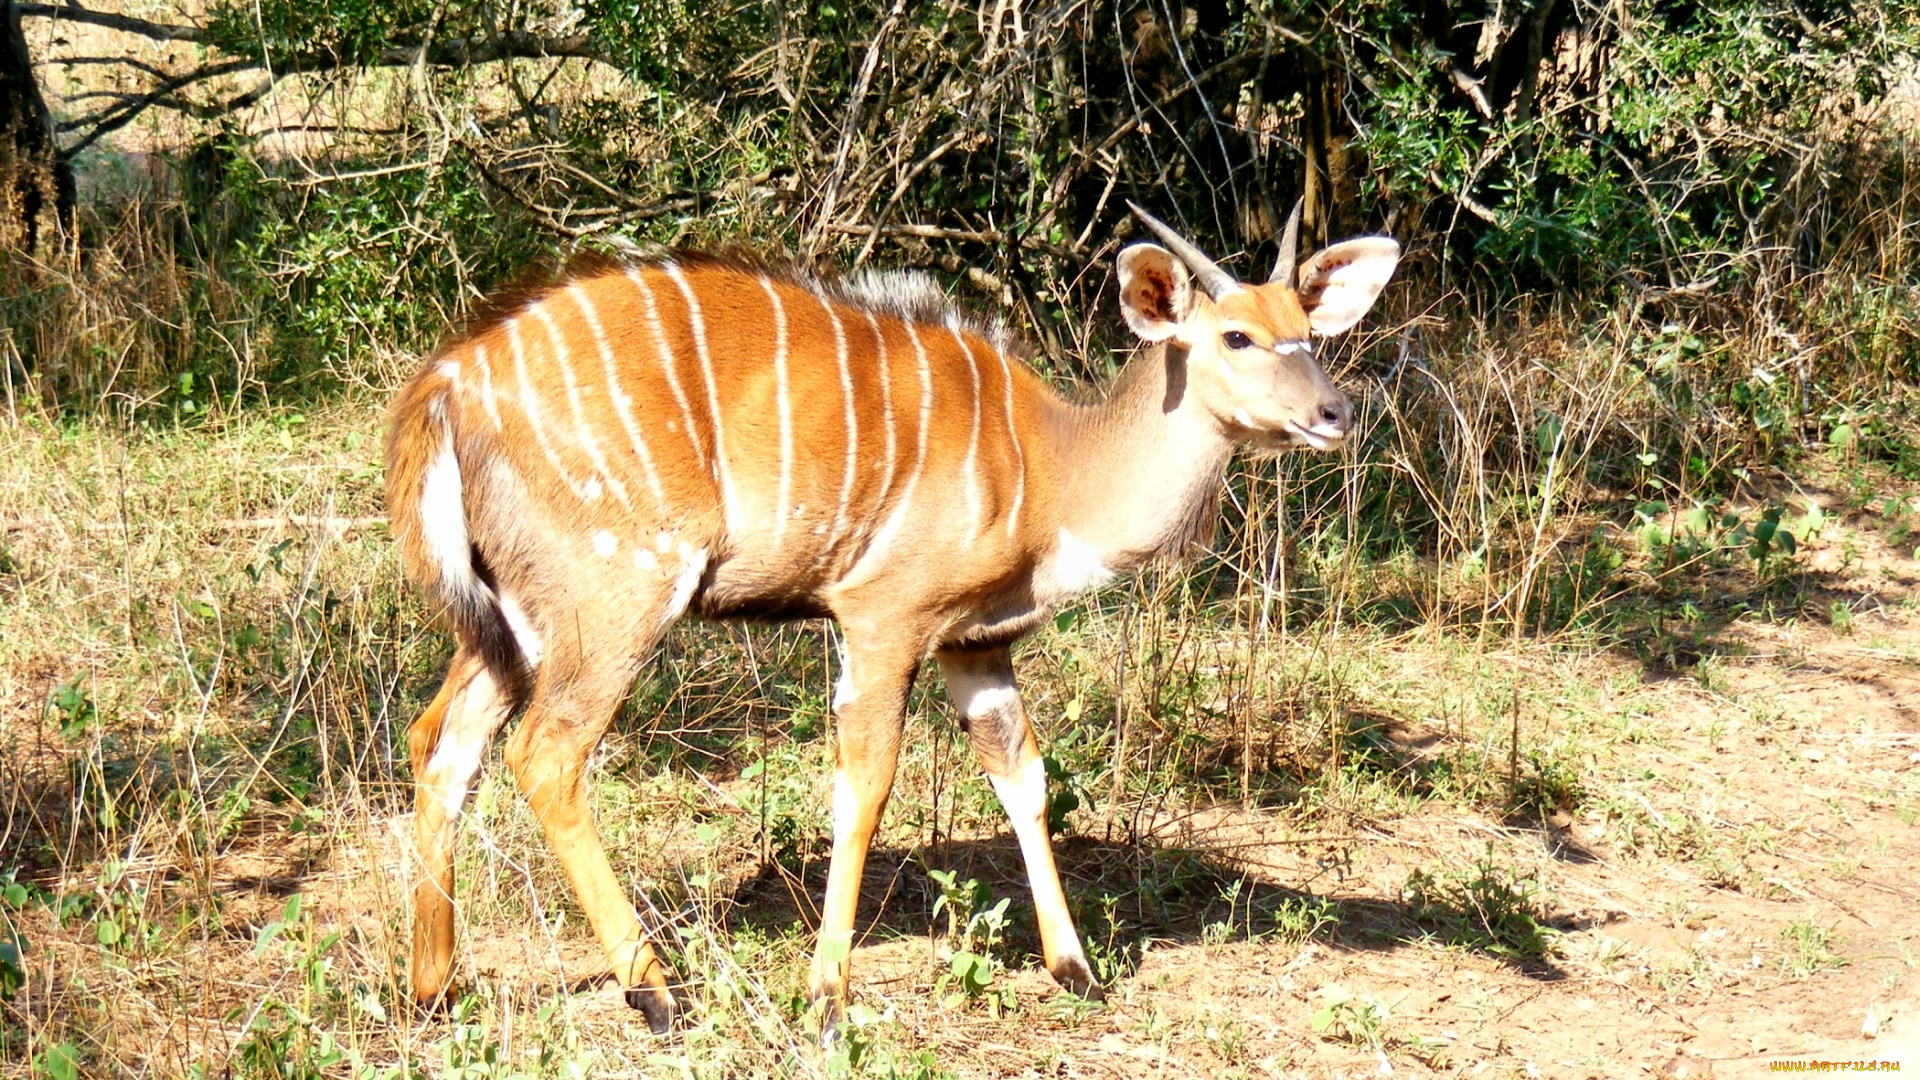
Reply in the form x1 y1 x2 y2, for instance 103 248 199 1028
1 0 72 256
1300 58 1356 247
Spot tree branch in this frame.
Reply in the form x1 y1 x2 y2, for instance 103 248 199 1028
18 3 205 43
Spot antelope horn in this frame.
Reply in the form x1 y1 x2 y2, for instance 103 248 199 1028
1270 199 1303 286
1126 201 1239 299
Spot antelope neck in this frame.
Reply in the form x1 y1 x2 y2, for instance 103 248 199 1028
1045 343 1233 571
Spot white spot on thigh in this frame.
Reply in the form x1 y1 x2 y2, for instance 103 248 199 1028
593 530 617 558
583 476 604 501
656 532 673 554
497 591 544 666
633 547 658 570
437 360 461 381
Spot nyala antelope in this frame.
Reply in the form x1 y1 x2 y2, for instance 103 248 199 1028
386 203 1399 1033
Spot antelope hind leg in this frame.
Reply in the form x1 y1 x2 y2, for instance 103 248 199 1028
408 647 512 1008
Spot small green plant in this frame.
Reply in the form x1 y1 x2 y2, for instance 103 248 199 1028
927 869 1014 1015
1403 849 1559 960
48 681 97 740
1830 599 1854 635
35 1041 84 1080
1310 983 1391 1051
824 1003 953 1079
1778 920 1845 978
232 894 356 1079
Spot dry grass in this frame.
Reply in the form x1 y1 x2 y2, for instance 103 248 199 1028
4 333 1919 1075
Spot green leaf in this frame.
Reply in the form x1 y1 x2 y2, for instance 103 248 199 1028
96 920 122 947
39 1043 81 1080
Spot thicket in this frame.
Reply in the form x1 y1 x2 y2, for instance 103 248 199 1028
4 0 1919 629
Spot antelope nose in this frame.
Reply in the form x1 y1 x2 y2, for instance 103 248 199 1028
1318 395 1353 434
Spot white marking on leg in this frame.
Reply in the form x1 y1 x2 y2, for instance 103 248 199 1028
532 303 629 507
593 530 617 558
633 547 658 570
425 715 491 820
833 667 859 710
834 322 932 589
950 326 983 542
627 268 707 467
830 769 860 847
761 276 792 544
506 317 588 499
864 312 898 509
662 547 709 626
987 753 1047 827
419 439 473 593
997 348 1024 539
663 263 739 531
497 590 544 666
820 296 857 552
437 360 461 382
656 532 673 554
583 476 603 501
570 284 666 507
474 344 502 431
962 683 1018 721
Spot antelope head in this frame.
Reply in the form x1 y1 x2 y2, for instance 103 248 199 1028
1120 201 1400 453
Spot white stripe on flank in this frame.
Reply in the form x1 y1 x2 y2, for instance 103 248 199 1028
532 303 630 508
820 296 857 551
570 285 666 507
761 276 792 545
997 348 1024 539
506 316 588 498
865 311 898 511
951 326 984 542
663 263 739 532
627 268 706 467
835 320 932 590
473 343 502 431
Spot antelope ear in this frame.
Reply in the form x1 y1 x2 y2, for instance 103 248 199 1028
1296 236 1401 336
1117 243 1192 342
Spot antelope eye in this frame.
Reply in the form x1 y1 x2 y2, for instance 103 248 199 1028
1222 331 1254 351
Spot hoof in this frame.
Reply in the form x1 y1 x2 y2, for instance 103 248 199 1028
812 993 846 1047
1048 956 1105 1002
624 985 679 1035
410 986 458 1019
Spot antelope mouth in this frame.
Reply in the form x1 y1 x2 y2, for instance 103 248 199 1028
1285 419 1348 451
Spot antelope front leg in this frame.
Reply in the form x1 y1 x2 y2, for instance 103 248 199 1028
807 635 920 1037
936 645 1102 1000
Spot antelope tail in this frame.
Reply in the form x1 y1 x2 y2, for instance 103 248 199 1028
384 371 525 690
